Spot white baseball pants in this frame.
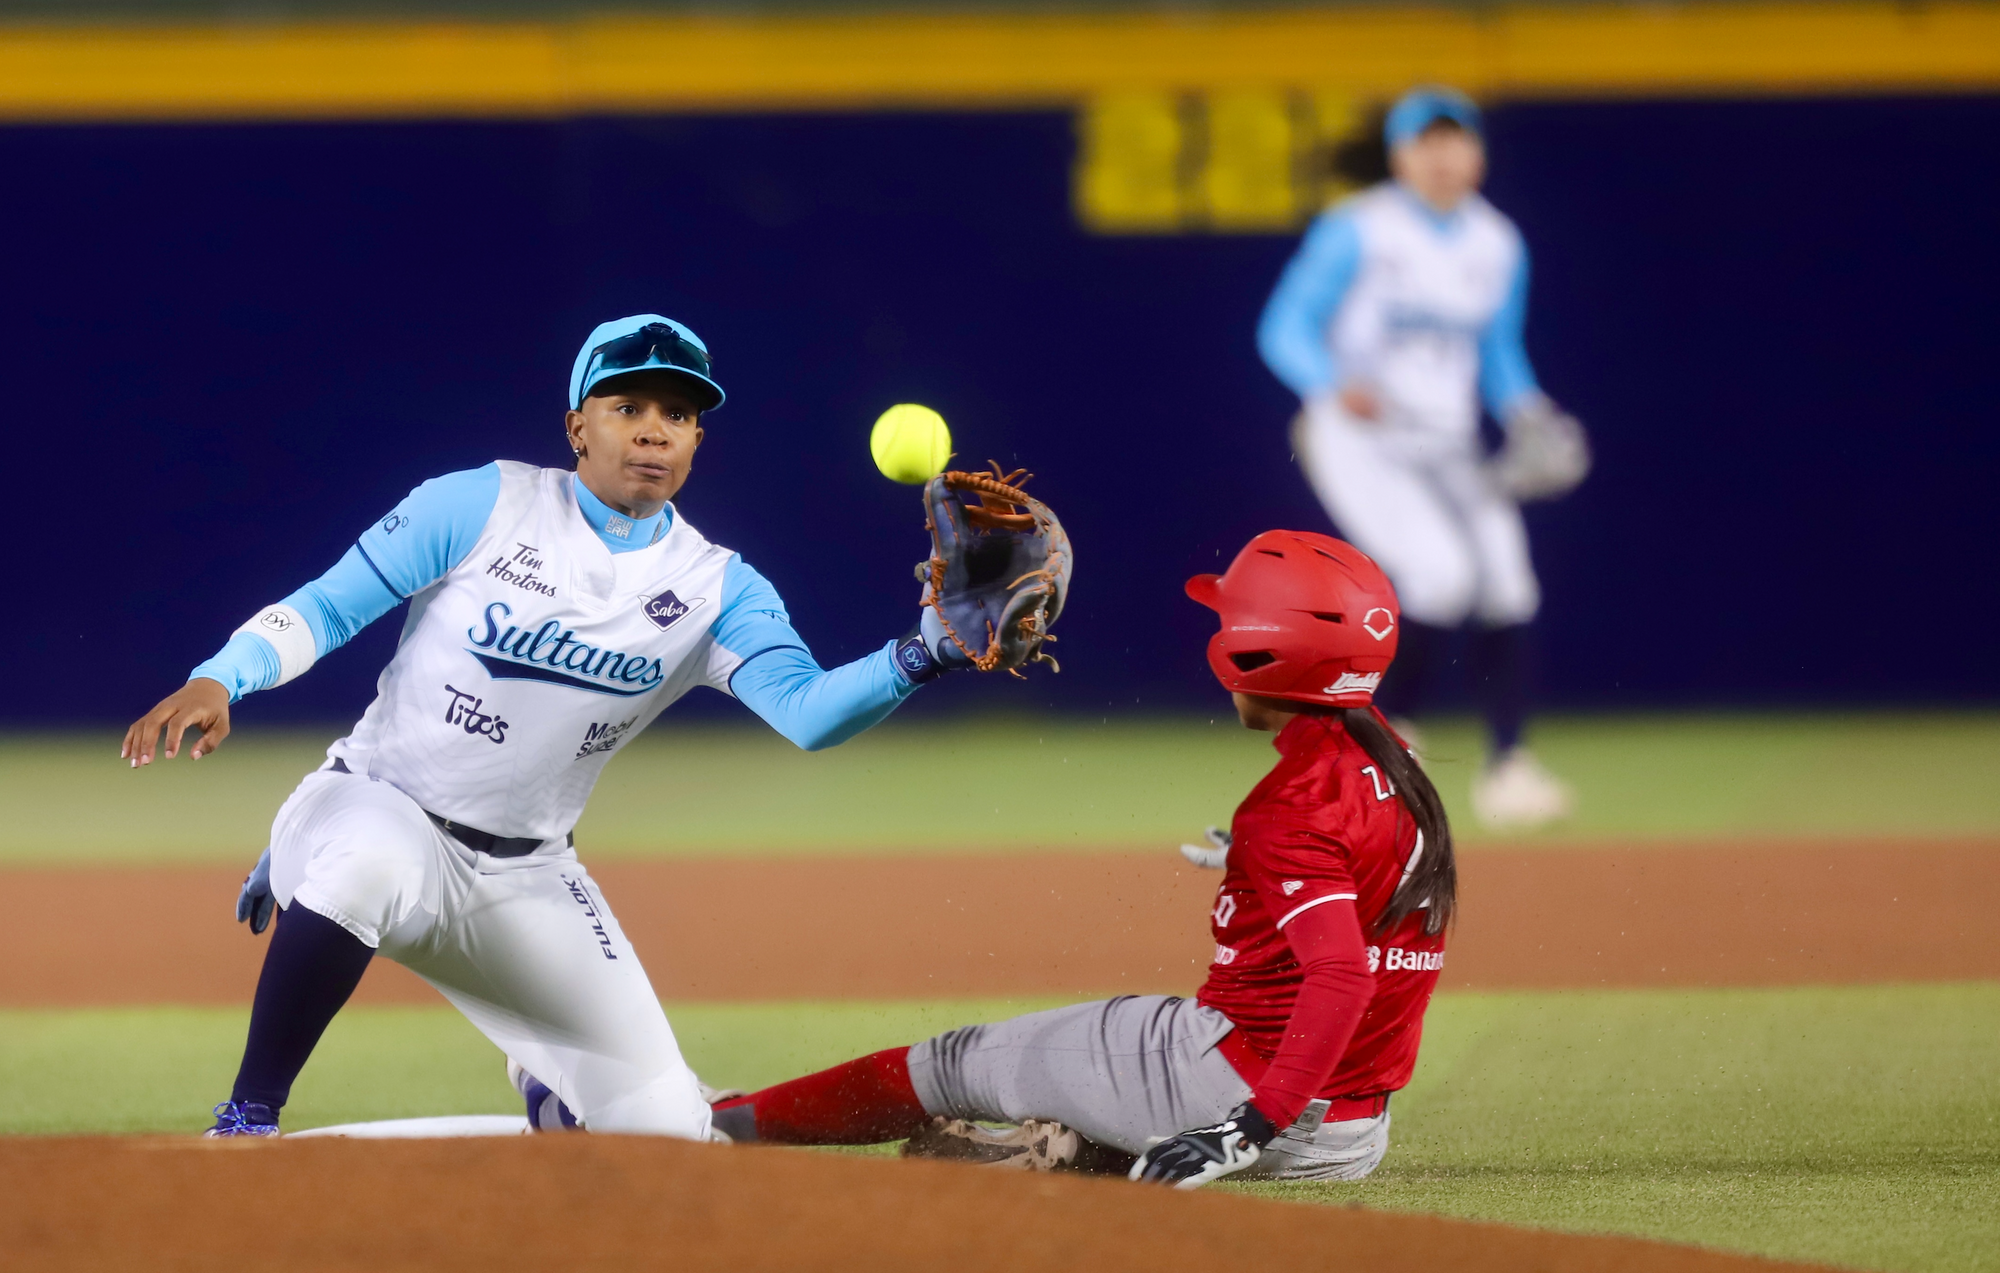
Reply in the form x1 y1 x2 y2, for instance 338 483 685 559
266 766 711 1139
1294 396 1540 628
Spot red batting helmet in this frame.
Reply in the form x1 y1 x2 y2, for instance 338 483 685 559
1185 531 1400 707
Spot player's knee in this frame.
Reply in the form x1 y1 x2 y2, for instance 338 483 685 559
291 813 435 943
329 850 424 916
905 1025 984 1117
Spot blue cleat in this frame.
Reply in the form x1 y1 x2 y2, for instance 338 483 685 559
507 1060 579 1132
205 1100 280 1138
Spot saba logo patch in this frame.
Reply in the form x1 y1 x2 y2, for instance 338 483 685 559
642 590 704 630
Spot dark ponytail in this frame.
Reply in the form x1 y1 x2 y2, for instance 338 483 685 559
1327 104 1392 189
1343 707 1455 936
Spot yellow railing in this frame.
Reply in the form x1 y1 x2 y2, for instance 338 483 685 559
0 4 1994 121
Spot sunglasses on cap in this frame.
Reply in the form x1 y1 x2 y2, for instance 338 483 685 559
581 323 716 399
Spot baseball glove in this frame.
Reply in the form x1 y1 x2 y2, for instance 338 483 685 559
921 463 1072 674
1492 396 1591 501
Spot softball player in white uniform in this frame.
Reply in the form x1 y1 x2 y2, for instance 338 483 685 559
1258 87 1588 828
122 315 967 1138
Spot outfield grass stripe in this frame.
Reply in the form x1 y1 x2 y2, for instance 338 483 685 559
8 713 1998 865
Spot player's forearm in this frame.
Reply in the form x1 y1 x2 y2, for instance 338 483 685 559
188 465 498 702
1252 960 1373 1127
186 548 403 703
188 632 284 701
1257 313 1339 398
1251 901 1374 1127
1480 342 1541 420
729 642 918 751
1478 250 1541 418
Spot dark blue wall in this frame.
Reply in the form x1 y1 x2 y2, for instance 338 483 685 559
7 96 1997 726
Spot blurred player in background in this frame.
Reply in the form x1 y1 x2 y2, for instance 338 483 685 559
1258 86 1590 829
121 314 983 1139
683 532 1454 1189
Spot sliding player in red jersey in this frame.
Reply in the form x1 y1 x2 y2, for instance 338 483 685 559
701 530 1456 1187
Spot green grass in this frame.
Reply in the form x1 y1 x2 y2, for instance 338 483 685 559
1230 983 2000 1273
0 997 1066 1136
7 711 1998 864
4 985 1994 1271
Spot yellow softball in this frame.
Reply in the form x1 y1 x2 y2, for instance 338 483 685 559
869 403 953 485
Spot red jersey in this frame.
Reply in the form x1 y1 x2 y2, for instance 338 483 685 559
1196 713 1445 1102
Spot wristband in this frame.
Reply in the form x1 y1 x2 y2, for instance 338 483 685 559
1232 1101 1280 1149
232 603 317 686
892 635 949 685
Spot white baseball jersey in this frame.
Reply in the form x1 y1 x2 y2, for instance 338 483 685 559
332 461 738 840
1259 185 1538 445
195 455 922 1140
1261 184 1546 627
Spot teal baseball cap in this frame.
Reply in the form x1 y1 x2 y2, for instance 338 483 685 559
1384 86 1483 148
569 314 726 411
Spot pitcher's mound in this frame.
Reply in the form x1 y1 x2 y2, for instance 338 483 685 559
2 1134 1829 1272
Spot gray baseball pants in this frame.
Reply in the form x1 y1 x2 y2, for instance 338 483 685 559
906 994 1389 1181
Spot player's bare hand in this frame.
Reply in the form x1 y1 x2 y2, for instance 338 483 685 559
1338 384 1384 421
121 678 232 767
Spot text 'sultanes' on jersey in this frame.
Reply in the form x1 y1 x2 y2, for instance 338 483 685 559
338 462 742 840
1197 713 1444 1101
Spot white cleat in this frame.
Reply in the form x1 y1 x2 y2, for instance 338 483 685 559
696 1077 747 1104
1470 747 1574 830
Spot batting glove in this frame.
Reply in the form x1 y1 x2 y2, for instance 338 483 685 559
236 847 275 935
918 604 972 668
1129 1102 1276 1189
1178 826 1231 870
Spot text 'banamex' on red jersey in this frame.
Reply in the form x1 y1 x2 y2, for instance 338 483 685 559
1196 712 1445 1100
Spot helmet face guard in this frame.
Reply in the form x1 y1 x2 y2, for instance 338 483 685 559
1186 531 1400 707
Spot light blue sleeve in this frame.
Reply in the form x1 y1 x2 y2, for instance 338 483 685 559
348 463 501 601
713 557 919 752
191 631 282 700
1257 209 1363 399
1478 244 1541 419
188 464 501 701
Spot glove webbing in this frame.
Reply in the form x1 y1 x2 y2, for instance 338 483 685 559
925 465 1064 675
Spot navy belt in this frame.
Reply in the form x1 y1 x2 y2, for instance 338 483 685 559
329 757 563 858
423 811 559 858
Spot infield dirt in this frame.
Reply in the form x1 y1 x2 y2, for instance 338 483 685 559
6 841 1984 1272
0 1133 1841 1273
5 837 1993 1006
